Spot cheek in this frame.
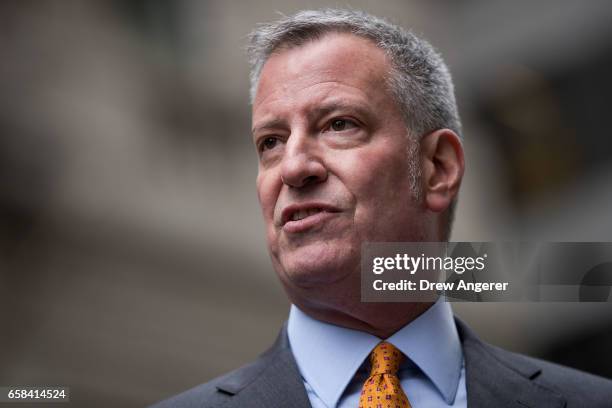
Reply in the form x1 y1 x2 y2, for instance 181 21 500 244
256 173 280 252
256 169 287 253
351 146 412 198
256 171 277 218
348 147 416 232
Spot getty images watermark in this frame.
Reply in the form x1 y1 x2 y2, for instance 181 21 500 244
361 243 612 302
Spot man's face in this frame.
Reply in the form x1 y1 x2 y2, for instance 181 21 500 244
252 33 430 291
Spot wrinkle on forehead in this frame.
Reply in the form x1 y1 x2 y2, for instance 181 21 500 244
252 92 377 136
253 32 393 112
254 82 372 124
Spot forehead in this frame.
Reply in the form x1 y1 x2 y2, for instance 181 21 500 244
253 32 394 115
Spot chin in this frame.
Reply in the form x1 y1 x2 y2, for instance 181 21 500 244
275 241 358 288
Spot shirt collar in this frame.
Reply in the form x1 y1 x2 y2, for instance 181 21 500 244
287 299 462 407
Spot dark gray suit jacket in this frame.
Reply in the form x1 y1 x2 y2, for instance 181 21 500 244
151 319 612 407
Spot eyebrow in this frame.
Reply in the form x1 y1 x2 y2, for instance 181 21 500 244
251 118 286 137
308 99 372 122
251 98 373 136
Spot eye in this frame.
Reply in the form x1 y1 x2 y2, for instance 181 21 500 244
328 118 358 132
260 136 279 151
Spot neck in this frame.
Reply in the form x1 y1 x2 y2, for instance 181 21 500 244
282 261 437 338
292 297 434 338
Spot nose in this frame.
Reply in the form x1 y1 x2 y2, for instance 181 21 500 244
280 133 327 188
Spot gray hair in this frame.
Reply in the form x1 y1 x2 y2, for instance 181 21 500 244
247 8 462 139
247 8 460 240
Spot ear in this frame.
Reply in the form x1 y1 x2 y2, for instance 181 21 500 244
420 129 464 212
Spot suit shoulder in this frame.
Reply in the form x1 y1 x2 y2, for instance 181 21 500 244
149 379 223 408
489 343 612 404
149 326 293 408
149 353 272 408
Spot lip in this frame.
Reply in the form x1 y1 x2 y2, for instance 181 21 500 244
281 203 341 233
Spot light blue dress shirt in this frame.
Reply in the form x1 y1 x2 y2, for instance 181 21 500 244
287 299 466 408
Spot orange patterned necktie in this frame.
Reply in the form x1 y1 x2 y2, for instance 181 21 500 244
359 342 412 408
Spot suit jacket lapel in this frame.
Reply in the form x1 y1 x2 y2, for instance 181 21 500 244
456 319 566 408
216 324 312 408
215 318 569 408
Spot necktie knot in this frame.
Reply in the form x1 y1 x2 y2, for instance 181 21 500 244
369 341 404 376
360 342 411 408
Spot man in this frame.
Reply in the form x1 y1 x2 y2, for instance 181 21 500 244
153 9 612 407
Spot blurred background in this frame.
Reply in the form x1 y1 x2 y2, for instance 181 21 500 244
1 0 611 406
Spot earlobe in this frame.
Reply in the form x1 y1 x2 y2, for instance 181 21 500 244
421 129 464 213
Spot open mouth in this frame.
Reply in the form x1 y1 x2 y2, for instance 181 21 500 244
280 203 340 231
289 208 325 222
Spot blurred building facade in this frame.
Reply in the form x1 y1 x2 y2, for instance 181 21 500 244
1 1 611 406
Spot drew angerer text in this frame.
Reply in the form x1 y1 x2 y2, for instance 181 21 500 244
372 279 509 293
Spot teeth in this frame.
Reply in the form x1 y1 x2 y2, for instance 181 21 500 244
291 208 322 221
